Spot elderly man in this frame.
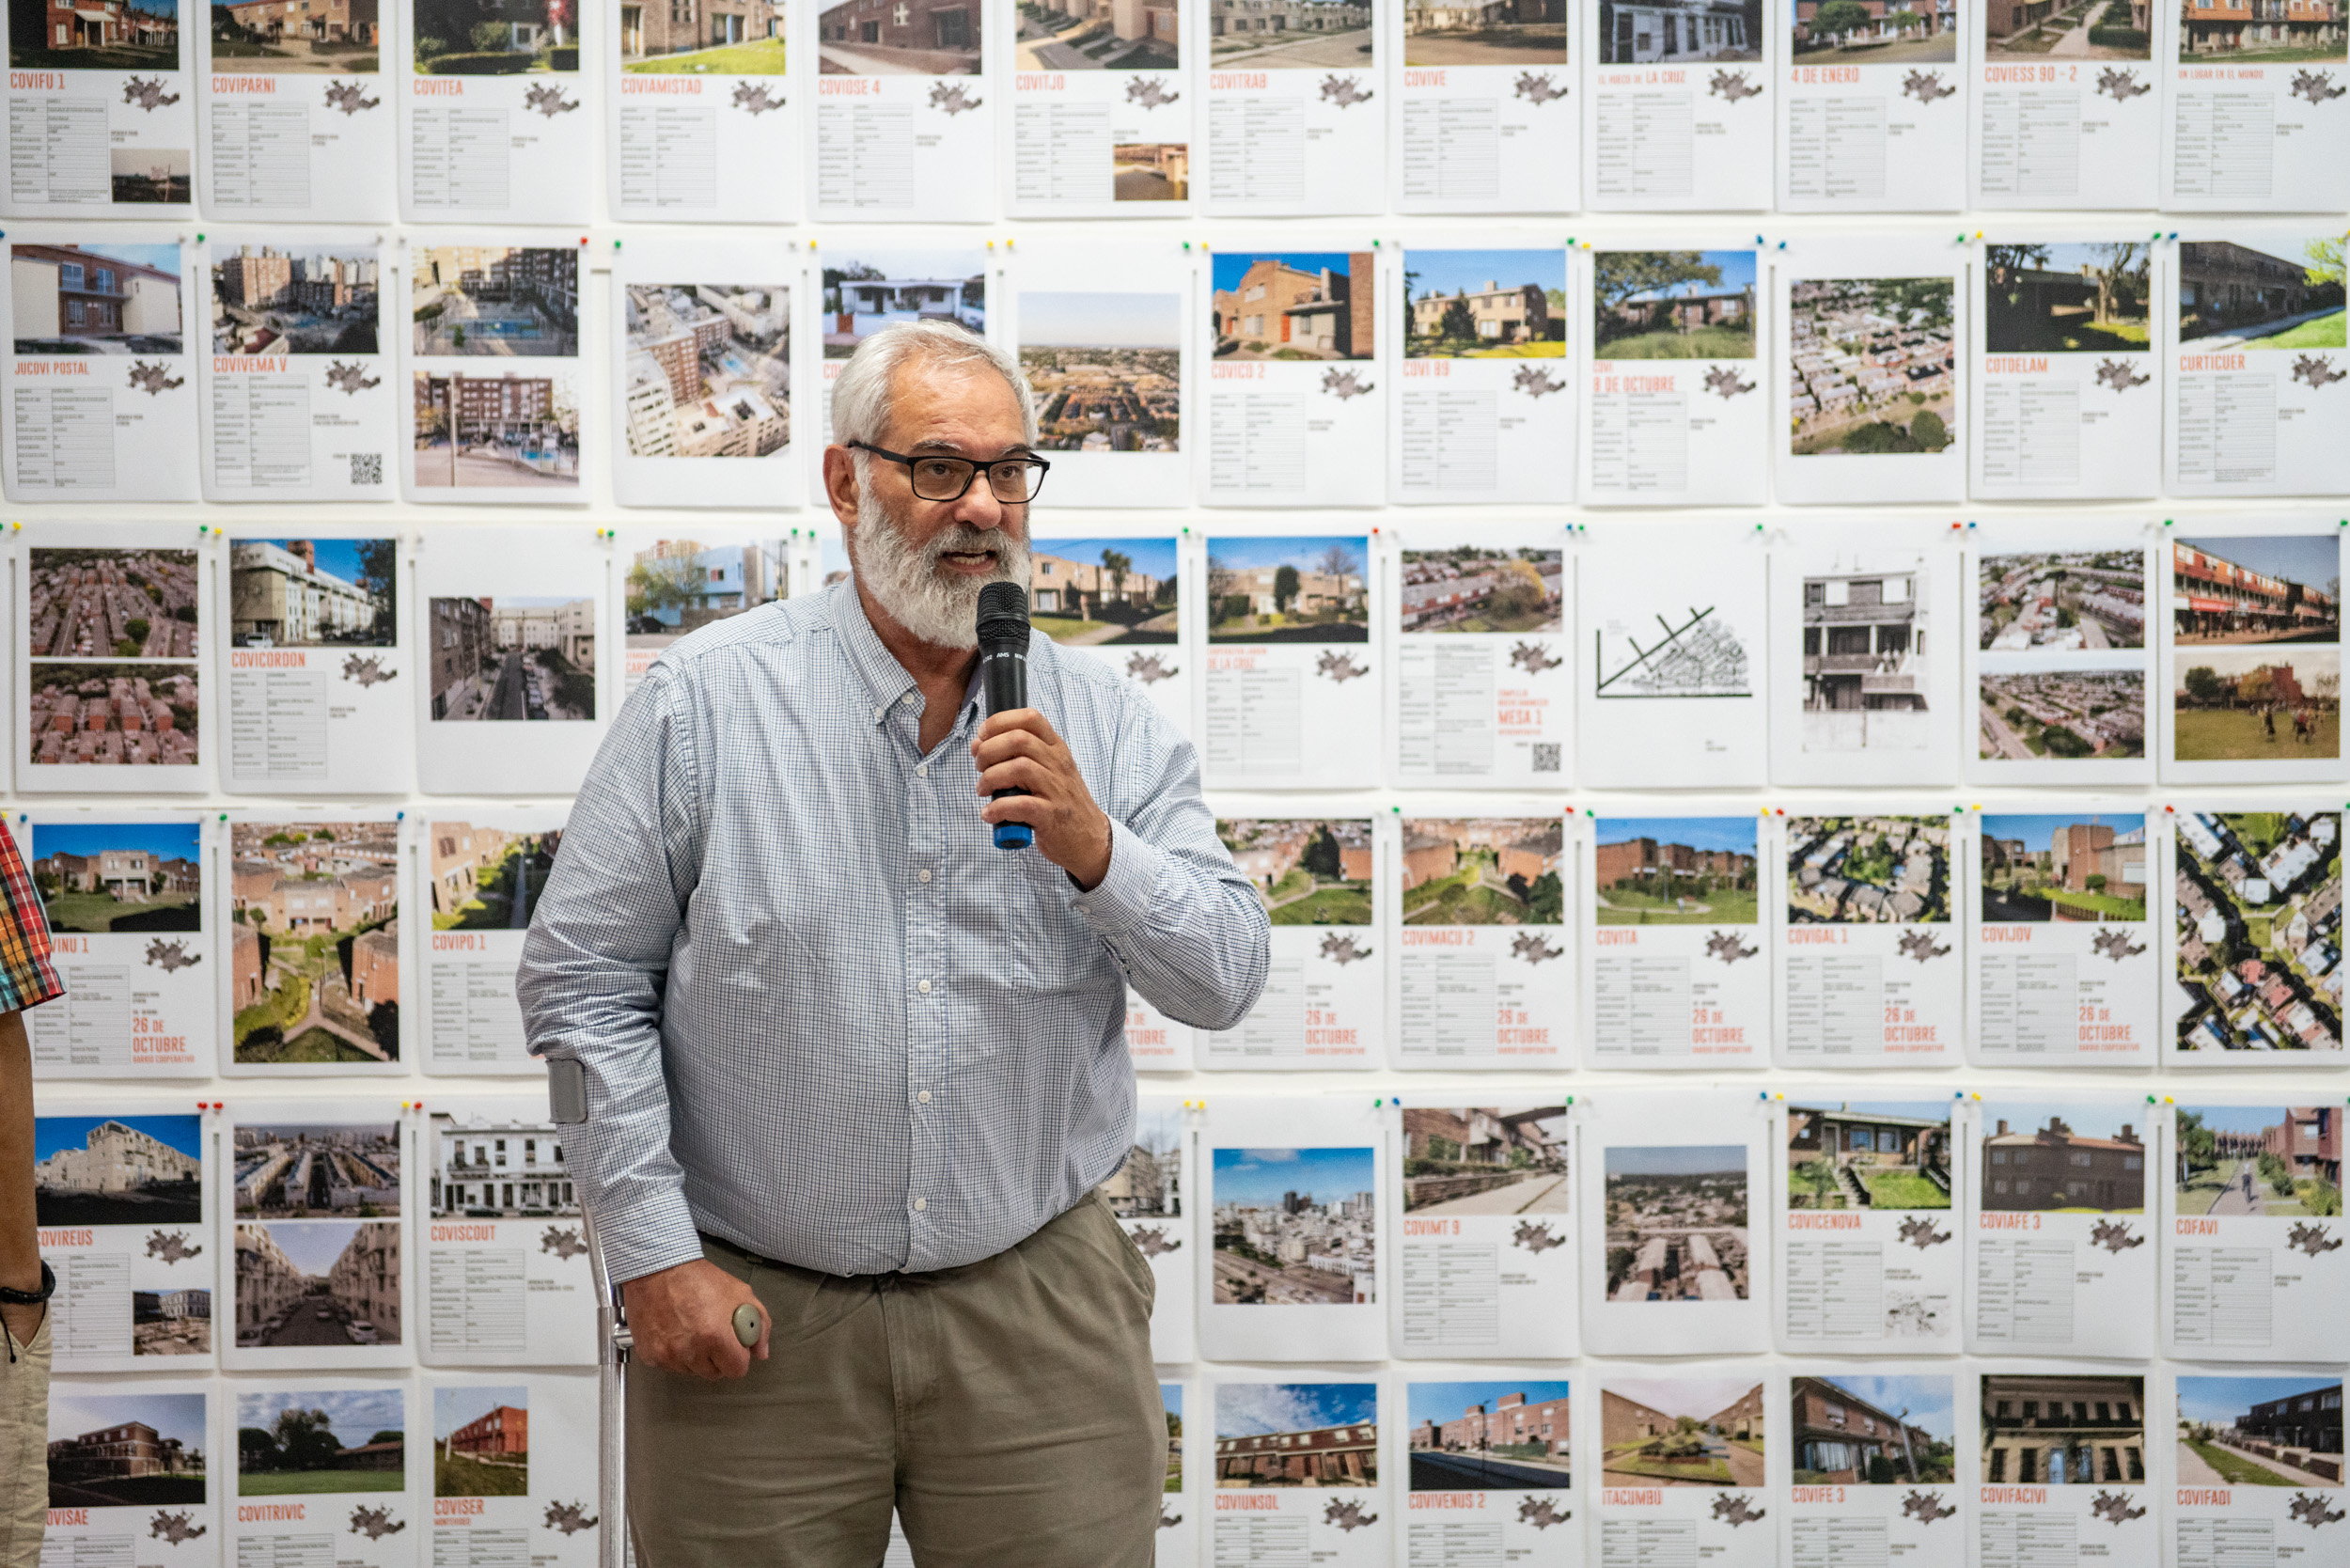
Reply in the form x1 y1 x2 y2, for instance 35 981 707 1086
518 319 1268 1568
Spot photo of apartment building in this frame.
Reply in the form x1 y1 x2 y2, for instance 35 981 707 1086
2177 0 2341 57
1599 0 1756 59
436 1387 529 1497
233 1121 400 1217
1403 249 1565 357
30 822 202 932
1207 537 1368 641
1399 818 1564 925
431 1112 577 1216
1799 561 1933 753
820 257 986 356
212 243 378 355
621 281 790 460
1786 1102 1951 1210
2175 1105 2341 1216
1786 814 1950 924
2177 241 2346 348
234 1218 401 1347
229 821 400 1066
2174 810 2343 1052
1405 0 1563 63
1214 1384 1378 1485
2173 537 2341 645
429 821 561 931
1788 278 1956 455
1016 0 1177 69
230 539 394 648
1104 1103 1183 1218
1600 1382 1765 1486
45 1392 207 1508
1401 1105 1569 1214
1408 1382 1572 1489
624 538 791 663
1216 817 1374 924
1981 1374 2145 1483
2179 1376 2344 1488
817 0 979 72
620 0 784 69
1981 814 2147 921
1604 1146 1749 1301
1026 536 1177 644
1980 1110 2146 1212
32 1115 203 1227
1208 0 1372 66
11 0 180 69
212 0 377 69
1019 290 1180 453
428 596 596 721
413 369 580 488
1791 1375 1954 1482
1212 1145 1376 1305
1593 819 1759 927
1211 253 1374 361
1791 0 1956 56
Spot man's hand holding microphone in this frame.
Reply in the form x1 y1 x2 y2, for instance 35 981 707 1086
971 581 1114 892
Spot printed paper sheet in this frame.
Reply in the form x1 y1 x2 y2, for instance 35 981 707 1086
203 238 395 503
1204 247 1384 506
2162 0 2350 211
1009 7 1190 218
401 236 586 503
1208 1377 1389 1563
399 0 588 223
1392 815 1570 1070
1583 811 1767 1070
609 237 796 509
1395 1370 1581 1565
807 239 990 498
2167 807 2345 1063
416 808 571 1073
3 17 193 216
1397 0 1575 212
1584 11 1768 210
2165 1104 2350 1362
1777 0 1964 211
1775 811 1962 1067
614 526 795 700
1204 14 1382 214
1388 535 1569 791
421 1371 600 1565
1199 533 1378 789
1970 240 2161 499
42 1375 219 1567
1390 243 1574 505
1779 1364 1966 1568
1198 813 1381 1070
1197 1098 1386 1361
33 1104 214 1371
1158 1379 1196 1567
1120 1098 1194 1365
1577 527 1766 787
1778 1097 1961 1353
2158 524 2346 784
1590 1363 1776 1566
1968 3 2158 210
217 811 406 1079
2165 234 2350 498
1970 1364 2155 1565
1009 245 1191 509
1969 808 2157 1066
609 0 795 223
1026 531 1188 733
418 1101 595 1365
2166 1366 2348 1564
1391 1104 1575 1357
1966 529 2154 786
1579 244 1769 506
199 11 389 220
809 0 994 222
226 1377 418 1567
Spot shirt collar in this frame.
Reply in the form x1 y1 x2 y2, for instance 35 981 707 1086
828 578 987 733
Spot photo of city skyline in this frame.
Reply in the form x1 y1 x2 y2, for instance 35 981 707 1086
1604 1145 1750 1301
47 1390 207 1508
1212 1145 1376 1306
235 1388 404 1494
34 1114 204 1227
1019 290 1180 455
30 820 202 932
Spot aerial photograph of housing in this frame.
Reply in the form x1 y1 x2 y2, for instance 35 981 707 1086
1209 0 1372 67
1019 290 1180 453
621 280 790 460
30 821 202 933
1982 243 2150 351
1026 536 1178 645
1408 1381 1573 1490
1400 1106 1569 1215
2174 1105 2342 1216
235 1388 405 1491
1791 1374 1956 1482
1016 0 1176 69
1592 818 1759 926
1590 249 1757 359
1598 0 1759 60
2178 241 2345 348
1214 1384 1378 1487
1979 669 2145 760
1787 277 1956 455
820 254 985 357
1600 1381 1765 1485
1980 813 2147 921
1206 537 1368 642
2174 811 2342 1053
233 1122 400 1218
1399 818 1564 925
228 821 400 1066
1399 548 1563 635
1210 253 1373 361
1211 1145 1376 1305
1791 0 1956 59
1216 818 1373 925
1402 249 1566 358
1785 815 1950 924
1785 1102 1952 1210
1981 551 2145 650
1978 1104 2147 1211
25 546 203 767
1981 1374 2145 1483
45 1391 208 1508
2176 1377 2343 1488
1604 1145 1749 1301
1406 0 1565 64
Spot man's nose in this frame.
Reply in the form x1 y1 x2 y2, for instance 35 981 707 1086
950 478 1011 529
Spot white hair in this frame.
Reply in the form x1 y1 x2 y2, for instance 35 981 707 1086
832 320 1037 650
830 318 1039 450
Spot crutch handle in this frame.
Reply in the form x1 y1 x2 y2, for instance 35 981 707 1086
731 1303 761 1348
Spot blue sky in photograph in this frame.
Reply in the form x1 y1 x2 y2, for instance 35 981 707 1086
1206 536 1367 574
1815 1376 1955 1444
50 1390 206 1448
1596 817 1755 854
34 1114 200 1164
1406 250 1567 299
1162 1384 1183 1419
1407 1381 1572 1428
2178 1375 2338 1426
30 821 199 863
1216 1382 1378 1439
1982 1102 2135 1143
1604 1378 1762 1423
1789 1102 1950 1126
248 1220 368 1278
1028 536 1179 579
2177 535 2342 590
237 1388 404 1448
1614 249 1757 300
1214 1146 1373 1207
60 242 180 274
1606 1145 1744 1176
1981 813 2142 855
1020 291 1182 349
2178 1105 2288 1135
435 1386 527 1441
1211 253 1355 292
253 539 383 587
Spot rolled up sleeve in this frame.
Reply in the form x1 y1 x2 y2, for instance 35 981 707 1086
518 669 709 1285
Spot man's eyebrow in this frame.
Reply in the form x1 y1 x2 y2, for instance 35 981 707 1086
905 438 1037 459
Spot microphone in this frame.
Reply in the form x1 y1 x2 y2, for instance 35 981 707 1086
976 582 1033 852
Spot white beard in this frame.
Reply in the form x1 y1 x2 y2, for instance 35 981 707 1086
850 484 1030 651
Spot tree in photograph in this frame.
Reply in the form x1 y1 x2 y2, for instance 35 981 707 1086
626 542 708 621
1985 243 2054 313
1439 296 1478 343
1593 251 1722 343
1877 276 1954 331
266 1407 346 1471
2183 666 2227 707
2086 242 2149 324
1273 564 1300 614
1301 823 1343 881
2174 1109 2216 1184
2303 236 2346 299
1100 548 1132 609
355 539 399 642
1809 0 1873 40
1909 410 1949 451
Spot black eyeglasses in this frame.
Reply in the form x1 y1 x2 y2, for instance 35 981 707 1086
846 441 1050 504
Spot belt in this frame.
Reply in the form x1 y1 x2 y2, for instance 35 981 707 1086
699 1230 909 1283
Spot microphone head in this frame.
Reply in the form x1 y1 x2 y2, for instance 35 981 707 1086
976 581 1029 651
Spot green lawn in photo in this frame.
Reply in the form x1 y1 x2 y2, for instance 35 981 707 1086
2173 708 2341 762
241 1469 405 1497
1409 339 1567 359
38 890 200 933
1992 314 2150 353
624 37 788 71
2221 812 2294 856
1032 616 1113 642
2039 889 2148 921
1593 886 1760 925
1859 1169 1950 1210
2248 310 2349 350
1402 870 1535 926
2181 41 2347 62
2174 1158 2249 1216
2184 1440 2302 1486
1595 324 1754 360
1269 886 1373 926
1787 1159 1845 1209
1603 1449 1732 1484
9 40 178 70
437 1450 528 1497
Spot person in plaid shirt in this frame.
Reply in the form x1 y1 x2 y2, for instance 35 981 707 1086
0 823 66 1568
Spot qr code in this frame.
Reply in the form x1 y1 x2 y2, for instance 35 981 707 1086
1532 743 1561 774
350 452 384 486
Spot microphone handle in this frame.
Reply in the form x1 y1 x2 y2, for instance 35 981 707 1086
979 645 1033 851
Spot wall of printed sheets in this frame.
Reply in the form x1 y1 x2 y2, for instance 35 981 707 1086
7 0 2348 1561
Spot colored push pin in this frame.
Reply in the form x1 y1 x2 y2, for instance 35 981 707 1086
732 1303 761 1348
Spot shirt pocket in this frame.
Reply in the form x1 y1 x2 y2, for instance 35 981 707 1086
1011 855 1104 996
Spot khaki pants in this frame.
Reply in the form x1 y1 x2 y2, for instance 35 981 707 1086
0 1312 51 1568
628 1190 1162 1568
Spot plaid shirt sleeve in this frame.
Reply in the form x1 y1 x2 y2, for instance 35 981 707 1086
0 825 64 1014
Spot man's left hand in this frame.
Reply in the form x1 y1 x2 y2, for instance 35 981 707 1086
973 708 1112 890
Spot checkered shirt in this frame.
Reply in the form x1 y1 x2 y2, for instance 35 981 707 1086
519 582 1268 1283
0 822 61 1016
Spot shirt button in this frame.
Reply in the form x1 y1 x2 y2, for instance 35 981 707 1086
916 763 928 776
872 705 884 722
917 1090 932 1104
913 1197 928 1212
918 869 932 882
901 692 916 706
917 979 932 994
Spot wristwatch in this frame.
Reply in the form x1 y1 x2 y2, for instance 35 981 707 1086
0 1261 55 1306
